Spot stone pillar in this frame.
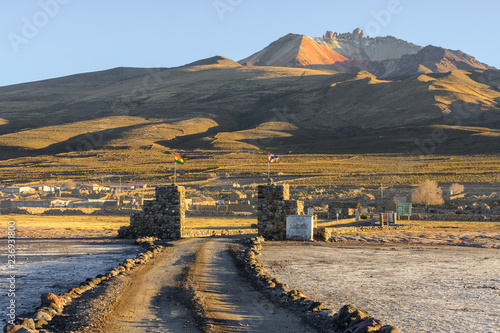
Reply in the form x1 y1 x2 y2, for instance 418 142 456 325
257 184 303 240
118 185 186 239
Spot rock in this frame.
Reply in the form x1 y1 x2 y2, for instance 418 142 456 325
41 292 60 308
380 325 399 333
13 319 35 330
32 310 52 322
11 329 34 333
308 301 327 312
346 317 383 333
35 319 48 329
4 325 26 333
352 28 365 38
69 287 82 295
12 327 36 333
336 304 371 325
40 306 58 316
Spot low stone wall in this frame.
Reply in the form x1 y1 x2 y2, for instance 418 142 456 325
411 213 500 221
3 238 165 333
186 210 255 217
182 228 257 238
118 186 186 239
230 237 398 333
314 226 424 242
0 207 140 216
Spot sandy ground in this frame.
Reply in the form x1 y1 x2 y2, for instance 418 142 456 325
259 241 500 333
0 237 141 326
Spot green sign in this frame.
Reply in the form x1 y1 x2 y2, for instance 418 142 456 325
396 203 412 216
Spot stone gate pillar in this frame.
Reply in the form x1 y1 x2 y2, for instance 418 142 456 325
118 185 186 239
257 183 304 240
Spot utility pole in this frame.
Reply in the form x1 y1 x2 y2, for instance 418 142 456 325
118 177 122 207
142 185 145 208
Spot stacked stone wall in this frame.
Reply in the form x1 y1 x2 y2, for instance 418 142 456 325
257 184 304 240
118 185 186 239
411 214 500 221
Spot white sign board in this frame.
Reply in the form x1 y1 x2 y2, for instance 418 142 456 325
286 215 314 241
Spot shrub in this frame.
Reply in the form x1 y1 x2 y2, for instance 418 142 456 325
412 180 444 209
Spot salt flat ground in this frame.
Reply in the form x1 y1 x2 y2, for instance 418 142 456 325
0 238 141 326
260 241 500 333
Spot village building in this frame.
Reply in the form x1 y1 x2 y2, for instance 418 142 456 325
80 183 111 192
228 191 247 203
0 186 36 194
188 196 217 210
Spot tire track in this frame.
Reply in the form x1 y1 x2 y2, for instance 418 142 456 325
104 238 206 333
190 237 317 333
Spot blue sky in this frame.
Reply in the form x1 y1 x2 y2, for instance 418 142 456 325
1 0 499 87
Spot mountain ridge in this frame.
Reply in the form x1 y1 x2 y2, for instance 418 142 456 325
241 29 496 79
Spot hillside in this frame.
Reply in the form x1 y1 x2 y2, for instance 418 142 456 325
0 29 499 182
0 62 499 156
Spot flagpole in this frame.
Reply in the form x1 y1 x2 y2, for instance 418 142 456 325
174 159 177 184
267 161 270 181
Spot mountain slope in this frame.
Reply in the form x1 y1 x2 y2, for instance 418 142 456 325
239 33 348 67
0 60 499 159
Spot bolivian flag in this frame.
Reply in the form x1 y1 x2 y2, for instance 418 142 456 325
268 153 279 163
174 153 184 165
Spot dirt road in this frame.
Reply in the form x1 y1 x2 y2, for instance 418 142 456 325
104 238 204 333
103 237 316 333
192 238 314 332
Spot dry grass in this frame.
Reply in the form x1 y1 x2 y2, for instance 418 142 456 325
0 116 155 149
184 216 256 230
0 215 256 236
1 150 499 186
407 220 500 233
0 215 130 233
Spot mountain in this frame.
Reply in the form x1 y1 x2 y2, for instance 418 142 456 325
242 29 496 79
184 56 241 67
0 29 499 169
0 60 499 157
240 33 348 67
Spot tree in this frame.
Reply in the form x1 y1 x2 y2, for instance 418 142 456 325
450 183 465 195
412 180 444 209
